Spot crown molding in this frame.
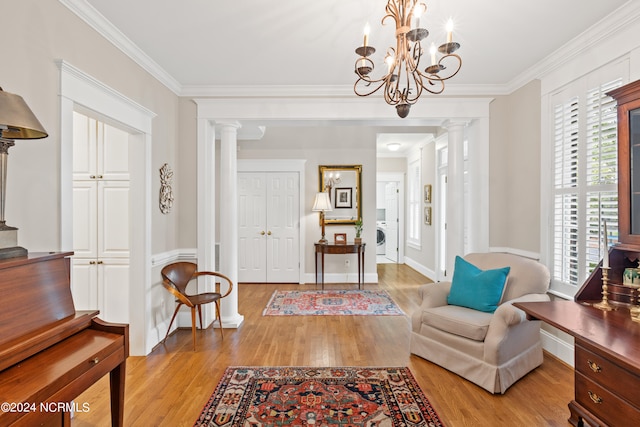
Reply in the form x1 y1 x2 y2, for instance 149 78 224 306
59 0 182 95
505 0 640 92
59 0 640 100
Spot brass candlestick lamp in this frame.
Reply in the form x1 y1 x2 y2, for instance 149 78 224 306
312 192 332 244
0 87 48 258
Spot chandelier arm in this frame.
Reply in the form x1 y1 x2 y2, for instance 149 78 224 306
435 53 463 80
354 77 388 98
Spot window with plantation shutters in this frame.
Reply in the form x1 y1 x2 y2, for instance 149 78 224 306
551 76 622 291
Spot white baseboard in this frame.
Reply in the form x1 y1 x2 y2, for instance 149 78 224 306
540 329 574 367
403 256 436 282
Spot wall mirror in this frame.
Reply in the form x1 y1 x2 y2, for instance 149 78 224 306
318 165 362 225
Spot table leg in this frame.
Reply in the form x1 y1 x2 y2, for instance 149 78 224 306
321 252 325 290
361 247 365 289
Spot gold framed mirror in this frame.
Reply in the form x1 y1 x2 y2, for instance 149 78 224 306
318 165 362 225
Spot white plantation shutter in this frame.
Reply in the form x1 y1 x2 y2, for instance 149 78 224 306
551 77 621 289
585 80 620 276
553 96 580 285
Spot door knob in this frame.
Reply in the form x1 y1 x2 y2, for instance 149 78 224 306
260 231 266 235
267 231 272 236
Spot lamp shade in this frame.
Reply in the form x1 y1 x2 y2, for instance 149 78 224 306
312 192 332 212
0 87 48 140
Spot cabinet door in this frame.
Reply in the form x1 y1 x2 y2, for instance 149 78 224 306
71 259 99 310
618 98 640 244
100 260 130 324
72 112 98 180
238 173 267 282
99 122 130 181
266 173 300 283
72 181 98 258
98 181 130 258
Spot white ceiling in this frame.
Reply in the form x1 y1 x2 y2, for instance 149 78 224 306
75 0 630 96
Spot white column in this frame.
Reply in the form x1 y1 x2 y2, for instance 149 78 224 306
217 121 244 328
445 121 467 277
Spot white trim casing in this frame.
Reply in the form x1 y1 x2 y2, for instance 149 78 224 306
58 60 156 356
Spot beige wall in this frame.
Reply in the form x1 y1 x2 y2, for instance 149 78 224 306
489 80 542 254
3 0 180 254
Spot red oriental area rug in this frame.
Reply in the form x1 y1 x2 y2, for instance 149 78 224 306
262 290 405 316
194 366 445 427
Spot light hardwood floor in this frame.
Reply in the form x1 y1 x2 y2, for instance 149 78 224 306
73 263 574 426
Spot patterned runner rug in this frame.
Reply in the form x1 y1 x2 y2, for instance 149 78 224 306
262 289 405 316
194 366 445 427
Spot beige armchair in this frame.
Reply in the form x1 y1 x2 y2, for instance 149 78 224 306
410 252 550 394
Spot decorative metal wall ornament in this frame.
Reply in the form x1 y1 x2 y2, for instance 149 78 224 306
159 163 174 214
354 0 462 118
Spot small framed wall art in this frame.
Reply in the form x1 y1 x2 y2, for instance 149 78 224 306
424 206 432 225
335 188 353 208
424 184 432 203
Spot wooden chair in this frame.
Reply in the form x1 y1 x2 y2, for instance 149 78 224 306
161 262 233 351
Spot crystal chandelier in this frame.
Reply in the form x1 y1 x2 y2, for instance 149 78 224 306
354 0 462 118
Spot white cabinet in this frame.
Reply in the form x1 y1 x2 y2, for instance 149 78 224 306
71 258 130 324
73 112 129 181
71 112 130 323
238 172 300 283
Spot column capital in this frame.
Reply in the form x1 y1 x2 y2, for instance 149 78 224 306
215 120 242 131
442 120 470 131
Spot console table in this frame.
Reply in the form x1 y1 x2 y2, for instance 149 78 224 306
514 300 640 426
314 242 365 289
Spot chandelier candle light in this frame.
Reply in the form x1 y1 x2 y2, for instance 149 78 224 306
354 0 462 118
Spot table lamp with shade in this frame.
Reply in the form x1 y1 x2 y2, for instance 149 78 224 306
0 87 48 259
312 191 332 244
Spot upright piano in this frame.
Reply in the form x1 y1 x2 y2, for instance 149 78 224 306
0 252 128 426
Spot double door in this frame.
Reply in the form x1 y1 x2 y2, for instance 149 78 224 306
238 172 300 283
71 112 130 324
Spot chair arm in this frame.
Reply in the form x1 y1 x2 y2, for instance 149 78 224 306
193 271 234 298
483 293 551 364
489 293 551 330
417 282 451 308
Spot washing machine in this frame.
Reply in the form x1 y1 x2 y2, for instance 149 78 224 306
376 221 386 255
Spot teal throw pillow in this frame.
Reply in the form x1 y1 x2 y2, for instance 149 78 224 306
447 256 510 313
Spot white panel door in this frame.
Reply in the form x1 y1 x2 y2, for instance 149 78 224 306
100 122 130 181
385 182 399 262
238 173 267 282
266 173 299 282
71 259 99 310
100 260 130 323
72 181 98 258
238 172 300 283
72 112 97 180
98 181 130 258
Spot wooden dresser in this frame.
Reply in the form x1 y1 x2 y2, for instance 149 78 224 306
514 300 640 426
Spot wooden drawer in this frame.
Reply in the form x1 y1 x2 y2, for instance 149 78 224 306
575 372 640 426
576 344 640 407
